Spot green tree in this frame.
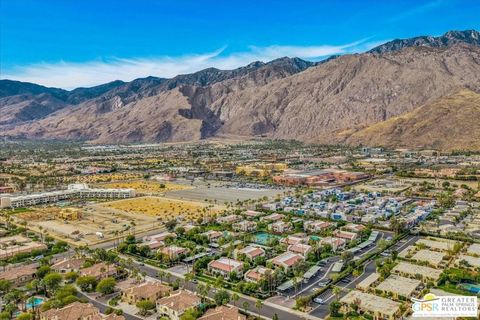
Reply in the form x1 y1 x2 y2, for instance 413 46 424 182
96 277 117 295
214 290 230 306
330 300 342 317
16 313 33 320
43 272 62 296
231 293 240 306
136 300 156 316
76 275 98 292
242 301 249 313
0 279 11 295
255 299 264 310
64 271 79 283
36 265 51 279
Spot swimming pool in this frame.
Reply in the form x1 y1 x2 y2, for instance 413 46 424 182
254 232 280 245
26 297 44 309
459 283 480 294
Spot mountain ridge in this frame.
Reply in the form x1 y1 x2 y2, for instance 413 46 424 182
1 30 480 150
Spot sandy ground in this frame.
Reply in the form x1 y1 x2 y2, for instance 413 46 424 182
19 204 161 246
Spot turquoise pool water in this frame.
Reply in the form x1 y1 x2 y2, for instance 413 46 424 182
26 297 44 309
459 283 480 294
310 235 321 241
254 232 280 245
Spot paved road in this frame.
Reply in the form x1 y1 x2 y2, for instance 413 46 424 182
128 257 321 320
77 291 143 320
92 228 168 250
308 231 409 318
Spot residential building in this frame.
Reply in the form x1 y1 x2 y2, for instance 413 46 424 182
217 214 242 224
268 221 292 234
270 252 304 272
52 258 85 274
234 246 265 261
232 220 257 232
0 184 135 209
198 306 246 320
0 235 48 259
159 245 189 260
122 281 171 304
80 262 116 280
392 261 442 284
303 220 332 233
157 290 201 320
40 302 124 320
202 230 223 242
320 237 346 251
208 258 244 278
280 235 305 246
287 243 313 257
375 275 421 299
333 230 358 242
244 267 273 283
0 263 37 286
340 290 401 320
260 213 284 222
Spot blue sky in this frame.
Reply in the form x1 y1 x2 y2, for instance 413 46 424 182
1 0 479 88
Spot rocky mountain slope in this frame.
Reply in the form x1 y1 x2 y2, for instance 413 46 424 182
1 30 480 150
369 29 480 54
341 89 480 150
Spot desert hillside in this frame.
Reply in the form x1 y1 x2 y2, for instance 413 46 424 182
342 89 480 151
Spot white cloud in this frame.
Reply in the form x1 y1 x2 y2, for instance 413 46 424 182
2 40 380 89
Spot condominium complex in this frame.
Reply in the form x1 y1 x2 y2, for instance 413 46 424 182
0 183 135 208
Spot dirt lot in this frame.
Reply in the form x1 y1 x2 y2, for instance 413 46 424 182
98 180 192 194
62 172 144 184
353 178 410 193
16 205 160 246
101 196 224 221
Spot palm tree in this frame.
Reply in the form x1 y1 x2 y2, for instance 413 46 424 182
232 293 240 306
242 301 250 313
292 277 299 295
27 296 37 315
255 299 263 310
333 286 341 300
158 270 165 283
205 284 212 298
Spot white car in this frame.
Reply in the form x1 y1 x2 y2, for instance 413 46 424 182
313 297 324 304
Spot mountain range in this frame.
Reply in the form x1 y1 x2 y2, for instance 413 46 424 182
1 29 480 150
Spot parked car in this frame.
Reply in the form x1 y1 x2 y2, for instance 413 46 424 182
317 279 332 287
313 297 324 304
